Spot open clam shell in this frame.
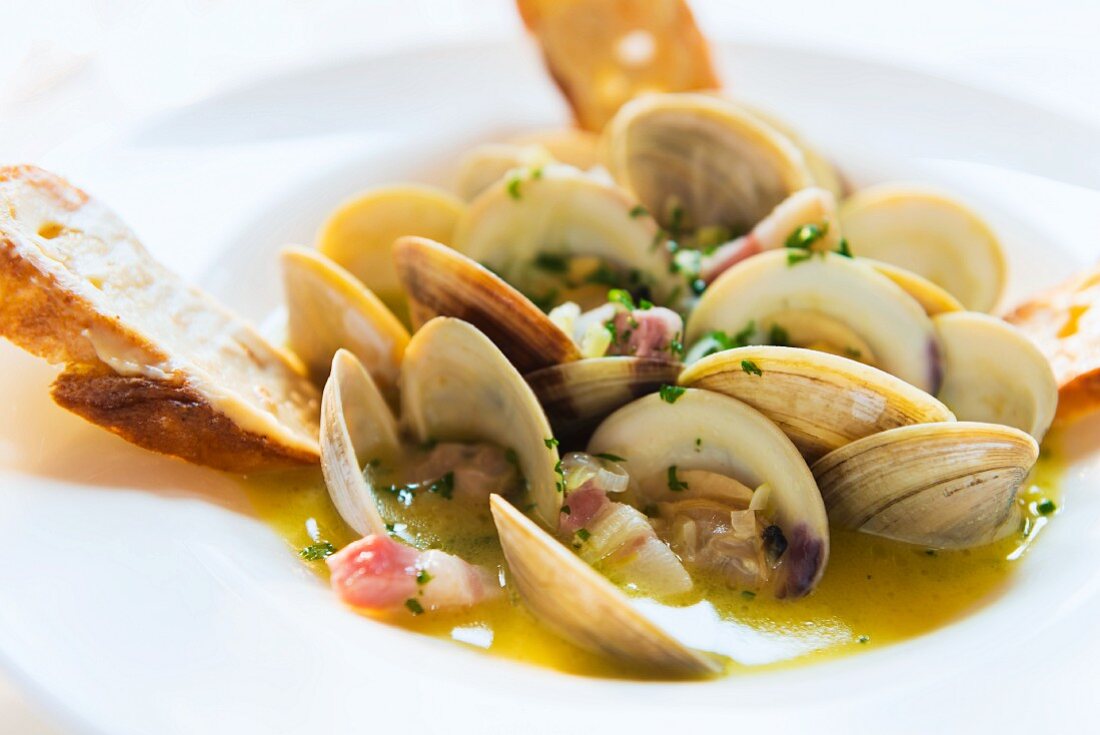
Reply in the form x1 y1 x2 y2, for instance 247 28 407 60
587 389 829 598
401 318 563 525
454 163 680 304
933 311 1058 440
603 93 811 234
392 236 581 373
526 356 682 445
686 250 941 393
839 184 1007 313
317 184 465 322
812 422 1039 548
489 494 721 677
281 247 410 395
679 346 955 462
320 349 402 536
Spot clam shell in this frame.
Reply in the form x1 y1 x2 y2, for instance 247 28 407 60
604 93 811 233
320 349 401 537
489 494 721 676
686 250 941 393
317 184 464 323
934 311 1057 440
454 163 680 304
679 346 955 462
839 184 1006 313
402 318 563 525
281 247 409 395
393 236 580 373
525 356 682 445
812 422 1038 548
507 128 601 170
587 389 829 598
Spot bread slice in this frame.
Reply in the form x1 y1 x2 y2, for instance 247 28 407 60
516 0 719 131
1007 267 1100 425
0 165 320 471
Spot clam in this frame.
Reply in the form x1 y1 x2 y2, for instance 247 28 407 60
933 311 1057 440
526 357 682 445
686 250 942 393
490 494 721 677
812 422 1039 548
401 318 563 525
679 346 955 462
454 163 680 305
866 259 963 316
587 389 830 598
281 247 410 396
454 143 553 202
317 184 465 322
320 318 562 529
393 236 580 372
393 236 684 441
603 93 811 235
839 184 1007 313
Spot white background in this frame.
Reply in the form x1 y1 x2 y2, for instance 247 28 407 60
1 0 1098 732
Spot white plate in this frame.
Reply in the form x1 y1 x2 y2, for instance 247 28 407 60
3 40 1100 735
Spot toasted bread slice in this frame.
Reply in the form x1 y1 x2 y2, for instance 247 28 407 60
0 165 320 471
517 0 719 132
1006 267 1100 425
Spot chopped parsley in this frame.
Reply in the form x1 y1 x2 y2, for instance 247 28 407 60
741 590 756 600
659 384 686 403
298 542 336 561
667 204 686 237
531 166 544 180
604 319 619 344
844 346 862 359
554 459 566 493
506 174 523 200
667 465 689 492
416 570 433 586
533 252 569 273
701 321 756 357
1037 499 1057 515
741 359 763 376
668 335 685 358
594 452 627 462
575 528 591 542
836 238 853 258
785 222 829 250
382 471 455 505
607 288 636 310
787 249 814 266
858 635 870 644
544 437 559 449
405 598 425 615
694 437 702 451
768 324 790 347
629 204 649 218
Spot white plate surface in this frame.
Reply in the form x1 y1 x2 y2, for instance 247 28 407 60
2 40 1100 735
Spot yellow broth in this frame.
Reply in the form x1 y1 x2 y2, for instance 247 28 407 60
243 433 1064 678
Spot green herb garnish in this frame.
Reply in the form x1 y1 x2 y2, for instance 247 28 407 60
545 437 559 449
785 222 829 250
768 324 790 347
741 590 756 600
836 238 853 258
1037 499 1057 515
659 384 686 404
405 598 425 615
741 359 763 376
629 204 649 218
416 570 433 586
298 542 336 561
506 175 523 200
786 249 814 266
575 528 591 542
607 288 635 310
